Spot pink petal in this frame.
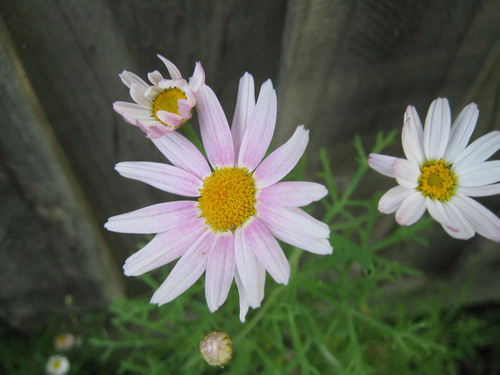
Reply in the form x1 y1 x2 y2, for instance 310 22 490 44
238 80 277 170
367 153 398 178
151 231 215 305
105 200 198 234
444 102 478 162
254 125 309 188
258 181 328 207
196 84 235 168
124 218 206 276
148 70 164 86
188 61 205 92
458 161 500 186
156 110 183 127
234 224 263 308
393 159 420 188
395 192 426 226
402 105 425 165
119 70 149 90
115 161 202 196
151 131 211 180
157 54 182 80
243 219 290 284
234 269 249 322
378 185 413 214
423 98 451 160
453 131 500 172
113 101 148 116
205 233 236 312
231 73 256 158
453 194 500 242
177 99 193 119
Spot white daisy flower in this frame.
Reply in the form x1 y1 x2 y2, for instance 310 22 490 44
368 98 500 242
45 355 70 375
113 55 205 138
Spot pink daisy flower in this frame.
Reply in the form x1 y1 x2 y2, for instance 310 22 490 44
105 73 332 321
368 98 500 242
113 55 205 138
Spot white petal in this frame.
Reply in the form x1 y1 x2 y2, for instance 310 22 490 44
458 183 500 197
231 73 255 158
402 105 425 165
205 233 235 312
152 132 211 180
440 201 475 240
234 269 249 322
444 102 479 162
151 231 215 305
458 161 500 186
395 192 426 226
453 195 500 242
453 131 500 172
367 153 398 178
423 98 451 160
425 198 452 227
253 125 308 188
258 181 328 207
238 80 277 170
188 61 205 92
115 161 202 196
119 70 149 90
148 70 164 86
377 185 414 214
130 83 151 107
105 201 198 234
157 54 182 80
393 159 420 188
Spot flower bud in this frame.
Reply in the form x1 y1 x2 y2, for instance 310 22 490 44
199 330 234 367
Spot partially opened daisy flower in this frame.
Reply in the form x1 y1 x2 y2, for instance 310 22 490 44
105 73 332 321
368 98 500 242
113 54 205 138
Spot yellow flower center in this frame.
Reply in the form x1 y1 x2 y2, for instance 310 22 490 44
417 159 456 201
152 88 188 124
198 167 256 232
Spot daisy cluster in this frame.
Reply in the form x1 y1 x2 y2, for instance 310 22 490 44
108 55 500 322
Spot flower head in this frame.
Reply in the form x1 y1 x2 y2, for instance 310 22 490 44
113 55 205 138
199 330 234 367
45 355 70 375
54 332 76 351
105 73 332 321
368 98 500 242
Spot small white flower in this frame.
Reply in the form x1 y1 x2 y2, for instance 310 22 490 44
113 55 205 138
54 333 76 351
369 98 500 242
45 355 70 375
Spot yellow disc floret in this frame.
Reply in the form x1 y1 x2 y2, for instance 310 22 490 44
417 159 456 201
152 87 187 124
198 167 256 232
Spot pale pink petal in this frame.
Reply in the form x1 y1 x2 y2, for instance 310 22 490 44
231 73 255 158
196 84 235 168
156 110 183 127
444 102 478 162
257 204 332 254
130 84 151 107
177 99 193 119
425 198 452 227
151 132 211 180
113 101 149 116
151 231 215 305
258 181 328 207
234 269 249 322
234 224 262 308
238 80 277 170
157 54 182 80
377 185 414 214
367 153 398 178
393 159 420 188
402 106 425 165
440 201 475 240
243 219 290 285
254 125 309 188
395 192 426 225
458 183 500 197
124 218 206 276
105 201 198 234
148 70 163 86
119 70 149 90
458 161 500 186
423 98 451 160
453 131 500 172
453 195 500 242
115 161 202 196
205 233 236 312
188 61 205 92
